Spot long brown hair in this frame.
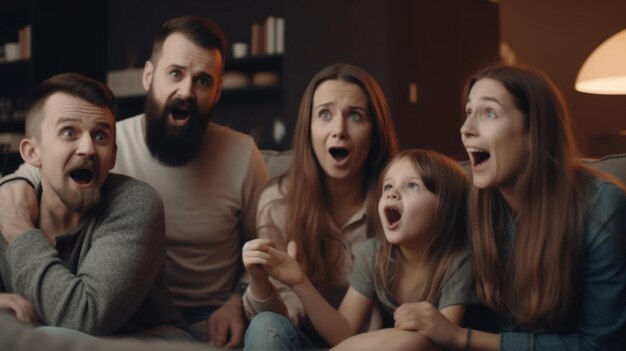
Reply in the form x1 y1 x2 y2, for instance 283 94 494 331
467 65 592 330
375 150 468 303
262 64 399 283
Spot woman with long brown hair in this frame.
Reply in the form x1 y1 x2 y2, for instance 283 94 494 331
393 65 626 350
242 150 473 350
242 64 399 349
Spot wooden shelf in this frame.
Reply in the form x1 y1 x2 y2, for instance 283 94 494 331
0 59 30 70
0 120 25 133
225 55 282 73
220 85 282 101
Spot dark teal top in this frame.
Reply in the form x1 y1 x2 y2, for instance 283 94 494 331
500 179 626 350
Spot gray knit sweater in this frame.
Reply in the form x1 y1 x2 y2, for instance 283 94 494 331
0 173 187 336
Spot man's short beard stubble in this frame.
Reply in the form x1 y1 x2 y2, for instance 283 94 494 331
53 159 101 213
144 87 213 167
55 185 101 213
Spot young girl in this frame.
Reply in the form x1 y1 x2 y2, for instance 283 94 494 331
400 65 626 350
244 149 474 350
242 64 399 349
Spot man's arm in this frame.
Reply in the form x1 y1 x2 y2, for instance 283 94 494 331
5 177 168 335
0 293 37 324
237 143 269 281
208 144 269 348
0 162 40 187
0 163 40 243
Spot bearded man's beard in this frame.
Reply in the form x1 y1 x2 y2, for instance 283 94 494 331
144 89 213 166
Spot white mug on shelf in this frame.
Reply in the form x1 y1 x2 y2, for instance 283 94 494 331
232 42 248 59
4 42 21 62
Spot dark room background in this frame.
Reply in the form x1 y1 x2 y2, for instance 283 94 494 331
1 0 625 176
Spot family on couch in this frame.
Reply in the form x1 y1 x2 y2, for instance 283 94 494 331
1 15 625 351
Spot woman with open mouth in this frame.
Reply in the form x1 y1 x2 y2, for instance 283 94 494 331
242 64 399 350
400 65 626 351
240 149 472 350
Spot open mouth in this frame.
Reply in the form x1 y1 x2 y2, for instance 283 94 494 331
384 206 402 226
69 169 94 185
171 107 190 121
468 148 490 166
329 147 350 161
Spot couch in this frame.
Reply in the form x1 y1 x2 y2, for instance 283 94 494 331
261 150 626 186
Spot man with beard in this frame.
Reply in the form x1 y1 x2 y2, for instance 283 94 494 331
0 73 188 337
0 17 269 348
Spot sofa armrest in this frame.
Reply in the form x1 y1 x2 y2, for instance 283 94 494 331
261 149 292 179
583 153 626 186
260 150 626 187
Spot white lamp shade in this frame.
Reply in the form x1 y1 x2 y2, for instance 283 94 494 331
575 29 626 95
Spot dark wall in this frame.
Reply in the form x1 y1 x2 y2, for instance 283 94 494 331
283 0 499 158
4 0 624 157
33 0 107 83
282 0 394 146
106 0 498 156
500 0 626 157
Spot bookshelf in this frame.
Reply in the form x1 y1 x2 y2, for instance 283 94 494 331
0 6 29 176
214 54 285 150
0 8 30 136
0 0 107 175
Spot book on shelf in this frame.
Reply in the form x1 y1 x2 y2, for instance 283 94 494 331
250 16 285 57
276 17 285 54
18 25 31 60
251 22 261 56
265 16 276 55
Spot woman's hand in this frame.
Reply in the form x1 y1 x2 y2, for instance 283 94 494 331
242 238 276 283
265 241 307 287
394 301 466 350
243 239 306 287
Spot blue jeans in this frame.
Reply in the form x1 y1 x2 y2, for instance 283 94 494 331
244 312 317 350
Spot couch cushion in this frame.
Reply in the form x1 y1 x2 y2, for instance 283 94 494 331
584 153 626 186
261 150 626 186
261 149 292 179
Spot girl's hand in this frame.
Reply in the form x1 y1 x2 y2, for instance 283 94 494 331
394 301 466 349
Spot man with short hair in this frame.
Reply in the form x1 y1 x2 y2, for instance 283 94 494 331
0 73 187 337
1 17 269 347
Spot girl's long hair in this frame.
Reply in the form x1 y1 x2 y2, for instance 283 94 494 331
467 65 592 330
375 150 469 303
260 64 399 283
